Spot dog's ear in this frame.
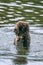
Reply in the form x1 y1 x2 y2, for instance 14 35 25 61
14 27 19 35
14 28 17 32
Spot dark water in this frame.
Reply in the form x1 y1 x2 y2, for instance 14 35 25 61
0 0 43 65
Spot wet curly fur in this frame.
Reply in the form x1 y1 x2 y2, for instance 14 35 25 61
14 21 30 48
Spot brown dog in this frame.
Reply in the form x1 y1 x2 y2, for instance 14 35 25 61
14 21 30 48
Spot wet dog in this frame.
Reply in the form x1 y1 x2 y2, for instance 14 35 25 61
14 21 30 49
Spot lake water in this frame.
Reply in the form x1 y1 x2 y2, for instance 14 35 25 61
0 0 43 65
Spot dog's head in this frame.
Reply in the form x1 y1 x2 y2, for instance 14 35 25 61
14 21 29 36
14 21 29 41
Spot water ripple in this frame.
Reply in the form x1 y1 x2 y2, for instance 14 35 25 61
30 26 43 35
40 1 43 3
24 10 33 12
22 4 43 9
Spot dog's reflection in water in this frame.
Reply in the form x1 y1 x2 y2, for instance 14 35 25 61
13 21 30 64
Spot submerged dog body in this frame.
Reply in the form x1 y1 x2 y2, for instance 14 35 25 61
14 21 30 48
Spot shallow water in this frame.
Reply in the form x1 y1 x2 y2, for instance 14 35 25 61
0 0 43 65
